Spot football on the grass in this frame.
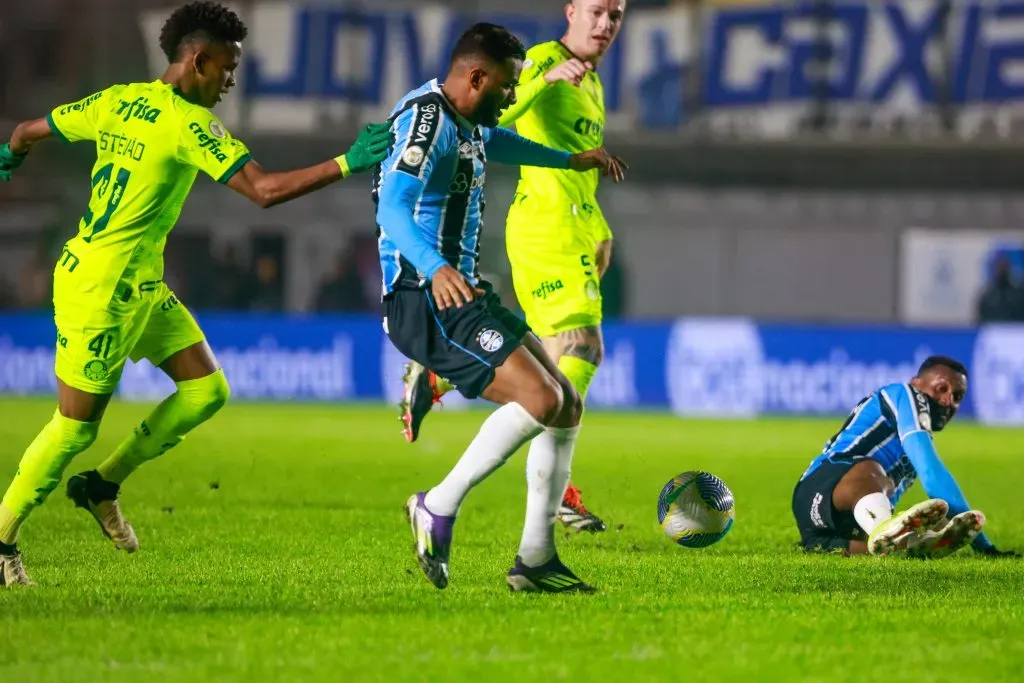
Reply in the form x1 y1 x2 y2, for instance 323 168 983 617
657 471 735 548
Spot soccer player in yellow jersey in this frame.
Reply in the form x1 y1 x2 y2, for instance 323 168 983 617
399 0 627 533
0 1 392 586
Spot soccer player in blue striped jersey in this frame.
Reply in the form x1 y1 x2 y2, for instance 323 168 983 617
793 356 1017 558
376 23 624 593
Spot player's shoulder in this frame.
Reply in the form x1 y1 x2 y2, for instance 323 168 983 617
879 381 914 398
524 41 566 67
392 86 457 146
522 41 567 79
57 83 128 115
393 86 454 125
164 95 237 143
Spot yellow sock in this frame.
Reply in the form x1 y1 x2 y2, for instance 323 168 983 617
98 370 230 484
0 409 100 544
558 356 599 401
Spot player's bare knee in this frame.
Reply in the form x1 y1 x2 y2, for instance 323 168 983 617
834 460 892 511
559 381 583 427
521 375 564 426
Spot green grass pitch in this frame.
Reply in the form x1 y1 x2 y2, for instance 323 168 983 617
1 398 1022 682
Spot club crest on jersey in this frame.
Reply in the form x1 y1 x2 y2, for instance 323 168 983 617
116 96 162 123
209 120 226 139
477 329 504 353
83 360 109 381
402 145 425 167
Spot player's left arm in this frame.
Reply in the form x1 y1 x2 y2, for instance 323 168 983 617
483 128 627 181
882 385 1008 556
498 45 591 128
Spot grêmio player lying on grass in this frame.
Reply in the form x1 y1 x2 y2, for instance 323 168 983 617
792 355 1018 559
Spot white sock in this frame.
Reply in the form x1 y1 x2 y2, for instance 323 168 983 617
424 402 543 516
854 492 893 535
518 425 579 567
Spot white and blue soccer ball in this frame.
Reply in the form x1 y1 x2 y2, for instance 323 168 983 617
657 471 735 548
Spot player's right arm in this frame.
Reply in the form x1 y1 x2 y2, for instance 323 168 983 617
498 44 592 128
880 384 1000 554
2 87 120 181
376 104 477 310
177 110 391 209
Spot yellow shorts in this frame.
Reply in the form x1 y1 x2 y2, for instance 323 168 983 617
54 280 206 394
506 201 609 337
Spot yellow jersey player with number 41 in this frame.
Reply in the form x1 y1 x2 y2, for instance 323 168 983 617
398 0 627 533
0 1 392 587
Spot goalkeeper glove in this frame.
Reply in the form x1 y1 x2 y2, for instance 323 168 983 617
0 143 27 182
335 122 393 177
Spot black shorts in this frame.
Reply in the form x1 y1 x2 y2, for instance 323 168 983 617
383 282 530 400
792 461 866 553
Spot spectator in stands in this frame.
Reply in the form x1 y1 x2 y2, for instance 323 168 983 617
976 255 1024 323
246 253 285 312
314 247 370 312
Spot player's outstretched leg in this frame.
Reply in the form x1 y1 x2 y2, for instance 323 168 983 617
904 510 985 559
68 342 229 552
822 459 945 555
867 499 951 557
0 386 108 587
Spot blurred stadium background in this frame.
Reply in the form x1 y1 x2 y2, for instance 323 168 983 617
3 0 1024 424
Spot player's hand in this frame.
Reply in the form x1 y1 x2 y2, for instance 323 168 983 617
342 122 394 175
569 148 628 183
544 58 593 87
0 143 27 182
430 265 484 311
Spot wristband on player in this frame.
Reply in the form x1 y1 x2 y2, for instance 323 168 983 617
334 154 352 178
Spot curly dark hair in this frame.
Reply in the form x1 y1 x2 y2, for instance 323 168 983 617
159 1 248 63
449 22 526 67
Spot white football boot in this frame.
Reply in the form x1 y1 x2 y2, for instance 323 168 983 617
906 510 986 559
868 498 949 557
